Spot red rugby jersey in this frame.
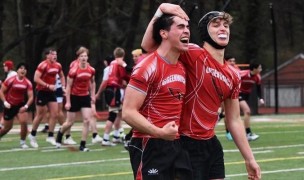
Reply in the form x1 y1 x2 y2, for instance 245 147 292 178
4 76 33 106
35 60 62 91
239 70 261 94
128 52 186 138
179 44 241 139
68 64 95 96
107 60 129 88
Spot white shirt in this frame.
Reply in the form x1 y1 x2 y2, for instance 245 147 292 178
55 74 62 89
6 70 17 80
102 66 110 81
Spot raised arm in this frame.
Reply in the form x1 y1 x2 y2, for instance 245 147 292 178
141 3 189 52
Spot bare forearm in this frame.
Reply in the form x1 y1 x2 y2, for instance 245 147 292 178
90 82 96 96
96 81 107 96
65 87 71 103
141 16 158 52
122 109 161 138
26 92 34 106
256 84 262 99
228 119 256 161
0 91 5 102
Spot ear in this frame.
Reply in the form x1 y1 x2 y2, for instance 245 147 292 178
160 30 168 40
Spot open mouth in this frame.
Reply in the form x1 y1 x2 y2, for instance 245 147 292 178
180 37 189 43
218 34 227 39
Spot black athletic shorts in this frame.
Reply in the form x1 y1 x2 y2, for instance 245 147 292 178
55 87 63 98
180 135 225 180
129 137 193 180
104 86 121 107
239 92 250 102
3 104 23 120
68 95 91 112
35 90 57 106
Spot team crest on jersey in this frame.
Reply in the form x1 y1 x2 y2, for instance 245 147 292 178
168 88 184 100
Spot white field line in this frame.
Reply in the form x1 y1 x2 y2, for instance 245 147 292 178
44 167 304 180
6 114 303 134
6 122 131 134
253 150 273 154
224 144 304 153
0 143 303 172
226 168 304 178
0 158 130 172
0 143 106 153
217 130 304 137
41 148 106 153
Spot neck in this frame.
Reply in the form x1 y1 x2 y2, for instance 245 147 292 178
47 59 54 63
203 43 225 64
79 62 87 68
157 43 180 64
115 57 124 65
17 75 23 80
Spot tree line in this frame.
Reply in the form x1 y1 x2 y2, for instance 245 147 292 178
1 0 303 83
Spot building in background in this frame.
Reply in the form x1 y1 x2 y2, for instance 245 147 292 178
261 53 304 114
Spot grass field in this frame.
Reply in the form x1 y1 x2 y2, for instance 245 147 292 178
1 114 304 180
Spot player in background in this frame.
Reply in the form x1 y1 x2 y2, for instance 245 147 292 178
0 63 33 149
28 48 65 148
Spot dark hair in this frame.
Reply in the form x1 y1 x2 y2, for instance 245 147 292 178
104 55 114 64
152 14 175 44
43 47 56 56
16 62 28 70
249 63 261 70
224 54 234 61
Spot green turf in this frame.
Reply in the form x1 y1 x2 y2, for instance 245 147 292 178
1 114 304 180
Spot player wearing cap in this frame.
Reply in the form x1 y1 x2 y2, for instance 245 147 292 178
3 60 17 79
